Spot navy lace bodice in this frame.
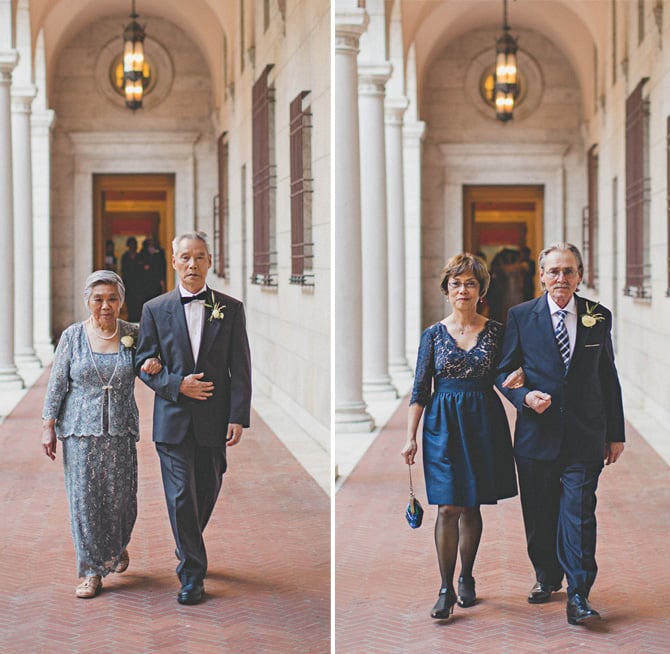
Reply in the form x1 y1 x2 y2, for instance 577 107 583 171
410 320 504 406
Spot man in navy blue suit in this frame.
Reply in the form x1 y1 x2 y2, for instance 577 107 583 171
495 243 624 625
136 231 251 605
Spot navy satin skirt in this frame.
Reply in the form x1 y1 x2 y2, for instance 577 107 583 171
422 378 517 506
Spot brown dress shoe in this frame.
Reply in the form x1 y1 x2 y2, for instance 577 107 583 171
76 576 102 599
114 549 130 573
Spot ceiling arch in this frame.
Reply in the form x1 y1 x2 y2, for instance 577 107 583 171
402 0 608 119
28 0 236 109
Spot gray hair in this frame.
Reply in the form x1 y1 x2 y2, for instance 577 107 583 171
172 231 210 254
83 270 126 306
538 242 584 290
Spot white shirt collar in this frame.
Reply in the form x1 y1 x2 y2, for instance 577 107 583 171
178 284 207 298
546 293 577 316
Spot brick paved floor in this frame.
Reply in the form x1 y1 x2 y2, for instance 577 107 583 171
336 396 670 654
0 372 330 654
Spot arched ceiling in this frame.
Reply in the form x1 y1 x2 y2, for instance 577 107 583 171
28 0 236 108
401 0 609 118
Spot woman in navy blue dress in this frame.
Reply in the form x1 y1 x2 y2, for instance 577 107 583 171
402 253 519 620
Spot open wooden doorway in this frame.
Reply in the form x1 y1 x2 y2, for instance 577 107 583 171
463 185 544 322
93 174 175 320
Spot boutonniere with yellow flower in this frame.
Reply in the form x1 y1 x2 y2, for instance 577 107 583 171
205 292 226 322
120 334 136 349
581 302 605 328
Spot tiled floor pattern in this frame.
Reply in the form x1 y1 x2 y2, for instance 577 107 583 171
0 372 330 654
336 396 670 653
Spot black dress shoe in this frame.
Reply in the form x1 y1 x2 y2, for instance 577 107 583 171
457 575 476 608
431 587 456 620
177 582 204 605
567 593 600 625
528 581 562 604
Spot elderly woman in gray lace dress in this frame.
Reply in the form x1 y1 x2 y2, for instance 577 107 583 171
41 270 161 599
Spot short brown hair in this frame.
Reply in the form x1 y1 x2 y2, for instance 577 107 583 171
440 253 490 296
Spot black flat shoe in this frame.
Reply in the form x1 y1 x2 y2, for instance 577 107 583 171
567 593 600 625
528 580 562 604
177 581 204 605
431 588 456 619
457 575 476 608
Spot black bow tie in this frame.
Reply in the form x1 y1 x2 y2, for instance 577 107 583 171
181 291 208 304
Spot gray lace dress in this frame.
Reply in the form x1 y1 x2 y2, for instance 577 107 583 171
42 321 140 577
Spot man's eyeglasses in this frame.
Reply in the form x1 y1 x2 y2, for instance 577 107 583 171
447 280 479 290
543 268 578 280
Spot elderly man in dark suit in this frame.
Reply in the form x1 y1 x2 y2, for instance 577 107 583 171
495 242 624 626
136 231 251 605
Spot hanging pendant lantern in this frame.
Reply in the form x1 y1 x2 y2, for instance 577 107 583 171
494 0 519 122
122 0 146 110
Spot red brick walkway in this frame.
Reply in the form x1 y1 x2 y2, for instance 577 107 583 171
0 371 330 654
336 397 670 653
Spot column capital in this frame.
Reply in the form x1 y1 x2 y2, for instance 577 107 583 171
335 9 369 54
385 95 409 124
11 84 37 113
0 50 19 76
403 119 426 142
31 108 55 132
358 62 392 97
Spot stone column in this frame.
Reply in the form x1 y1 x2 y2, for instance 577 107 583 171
12 86 40 367
334 9 374 432
385 96 411 375
403 119 426 362
0 50 23 388
358 63 397 398
31 107 55 363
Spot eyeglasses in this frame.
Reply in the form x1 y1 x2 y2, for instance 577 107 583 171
447 280 479 290
543 268 578 280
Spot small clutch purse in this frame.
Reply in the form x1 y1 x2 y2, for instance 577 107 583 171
405 464 424 529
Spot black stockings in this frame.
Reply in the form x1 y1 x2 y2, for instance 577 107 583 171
434 505 482 590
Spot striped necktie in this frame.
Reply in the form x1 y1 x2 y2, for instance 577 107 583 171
555 309 570 370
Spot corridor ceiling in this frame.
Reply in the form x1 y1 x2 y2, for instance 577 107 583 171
27 0 235 109
400 0 609 117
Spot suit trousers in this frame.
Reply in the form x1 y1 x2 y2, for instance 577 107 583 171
515 455 603 598
156 427 225 585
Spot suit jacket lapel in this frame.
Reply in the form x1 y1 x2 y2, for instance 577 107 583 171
569 295 589 370
195 289 223 367
531 294 564 367
167 289 196 369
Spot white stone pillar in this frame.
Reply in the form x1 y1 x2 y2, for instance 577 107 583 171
12 86 40 367
0 50 23 388
403 119 426 363
334 9 374 432
31 108 55 364
385 96 411 375
359 63 397 398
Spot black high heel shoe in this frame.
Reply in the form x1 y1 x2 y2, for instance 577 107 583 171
457 575 476 608
431 587 456 619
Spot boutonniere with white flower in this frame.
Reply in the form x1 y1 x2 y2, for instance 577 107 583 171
205 292 226 322
120 335 136 349
581 302 605 328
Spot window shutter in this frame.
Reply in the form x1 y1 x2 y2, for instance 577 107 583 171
215 132 229 277
625 77 649 292
289 91 313 284
585 144 598 288
252 64 275 284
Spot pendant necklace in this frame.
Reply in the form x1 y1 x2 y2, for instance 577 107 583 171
84 323 120 392
84 324 121 433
